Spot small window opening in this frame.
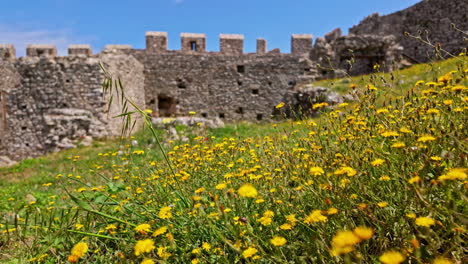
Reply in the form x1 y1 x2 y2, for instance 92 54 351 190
219 113 225 119
201 113 208 118
149 98 156 104
177 79 186 89
65 79 70 83
237 80 243 86
237 65 245 73
288 81 296 86
304 68 310 72
268 81 272 86
190 41 197 51
37 50 44 56
252 89 259 95
235 107 244 114
21 126 27 131
321 70 327 75
256 114 263 121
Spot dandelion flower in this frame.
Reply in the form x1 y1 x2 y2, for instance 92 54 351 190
304 210 327 224
242 247 258 258
275 102 285 109
353 226 374 240
157 246 171 259
377 202 388 208
371 159 385 167
417 135 436 142
438 168 467 181
134 239 155 256
141 259 155 264
135 223 151 234
71 242 88 258
415 216 435 227
379 251 405 264
270 236 287 247
309 166 325 176
158 206 173 219
152 226 168 237
237 184 258 198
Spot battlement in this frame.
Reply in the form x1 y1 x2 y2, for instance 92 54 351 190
181 33 206 52
26 44 57 57
256 38 267 54
220 34 244 55
291 34 313 55
146 32 168 53
68 45 92 57
104 45 133 52
0 44 16 61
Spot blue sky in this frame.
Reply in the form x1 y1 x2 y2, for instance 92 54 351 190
0 0 421 56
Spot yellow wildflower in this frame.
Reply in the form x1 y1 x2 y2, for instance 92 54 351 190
438 168 467 181
237 184 258 198
371 159 385 167
304 210 327 224
152 226 168 237
157 246 171 259
141 259 155 264
353 226 374 240
242 247 258 258
415 216 435 227
270 236 287 247
158 206 173 219
379 251 405 264
275 102 285 109
135 223 151 235
309 166 325 176
70 242 88 258
134 239 155 256
417 135 436 142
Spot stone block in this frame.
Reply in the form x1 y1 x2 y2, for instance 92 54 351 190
68 45 92 57
146 32 168 53
181 33 206 52
26 44 57 57
0 44 16 61
256 38 267 54
291 34 313 56
220 34 244 55
104 45 132 52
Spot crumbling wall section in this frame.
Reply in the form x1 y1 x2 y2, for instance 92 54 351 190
0 56 107 160
349 0 468 62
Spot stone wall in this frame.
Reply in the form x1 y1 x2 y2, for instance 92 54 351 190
0 49 145 161
349 0 468 62
131 50 316 121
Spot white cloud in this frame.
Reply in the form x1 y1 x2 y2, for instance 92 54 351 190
0 25 93 57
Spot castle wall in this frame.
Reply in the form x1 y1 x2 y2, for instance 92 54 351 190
349 0 468 62
131 50 316 121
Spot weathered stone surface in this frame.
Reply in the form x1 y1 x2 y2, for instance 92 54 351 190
312 34 403 77
349 0 468 62
278 84 350 118
0 156 17 167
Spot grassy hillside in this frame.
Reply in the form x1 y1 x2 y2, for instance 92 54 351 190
0 55 467 263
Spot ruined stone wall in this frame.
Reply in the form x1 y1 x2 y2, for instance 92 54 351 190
0 48 145 161
131 50 316 121
349 0 468 62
